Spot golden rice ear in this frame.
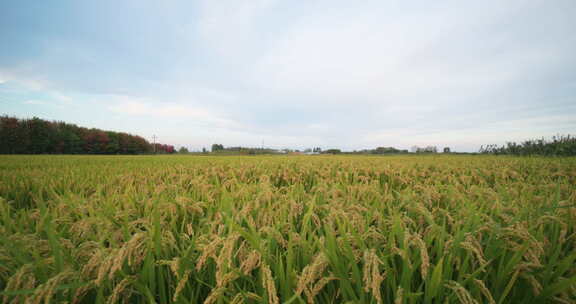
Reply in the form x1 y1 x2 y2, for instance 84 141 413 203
107 275 135 304
240 250 261 275
444 281 480 304
215 233 241 287
459 235 487 267
31 270 78 304
72 281 95 304
261 264 279 304
362 249 385 304
196 236 222 272
394 286 404 304
520 274 542 297
2 264 37 304
311 275 337 299
409 233 430 279
296 253 330 303
202 287 226 304
473 279 496 304
172 268 192 302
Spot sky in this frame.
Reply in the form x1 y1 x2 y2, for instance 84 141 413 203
1 0 575 152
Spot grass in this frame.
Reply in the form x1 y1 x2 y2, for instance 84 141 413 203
0 154 575 303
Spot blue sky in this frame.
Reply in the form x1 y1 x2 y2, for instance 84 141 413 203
1 0 575 152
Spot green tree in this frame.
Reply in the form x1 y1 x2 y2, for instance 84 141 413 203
324 149 341 154
211 144 224 152
28 117 52 154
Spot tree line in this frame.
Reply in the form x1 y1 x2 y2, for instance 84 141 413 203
479 135 576 156
207 144 413 155
210 144 278 155
0 115 175 154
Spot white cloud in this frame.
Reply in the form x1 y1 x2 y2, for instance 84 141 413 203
250 7 545 107
50 92 73 104
23 100 47 105
19 94 72 108
107 96 239 129
0 68 52 91
111 101 208 118
2 0 574 151
196 0 277 59
0 71 7 84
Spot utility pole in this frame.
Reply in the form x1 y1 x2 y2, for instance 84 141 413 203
152 135 157 154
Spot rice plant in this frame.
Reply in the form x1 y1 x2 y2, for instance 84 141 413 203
0 155 574 303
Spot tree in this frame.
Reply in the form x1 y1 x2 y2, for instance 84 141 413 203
443 147 451 153
83 129 110 154
28 117 52 154
480 135 576 156
211 144 224 152
0 115 172 155
373 147 405 154
178 147 189 154
58 123 83 154
323 149 341 154
0 116 29 153
105 132 120 154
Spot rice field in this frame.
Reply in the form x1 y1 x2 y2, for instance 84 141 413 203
0 155 575 304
